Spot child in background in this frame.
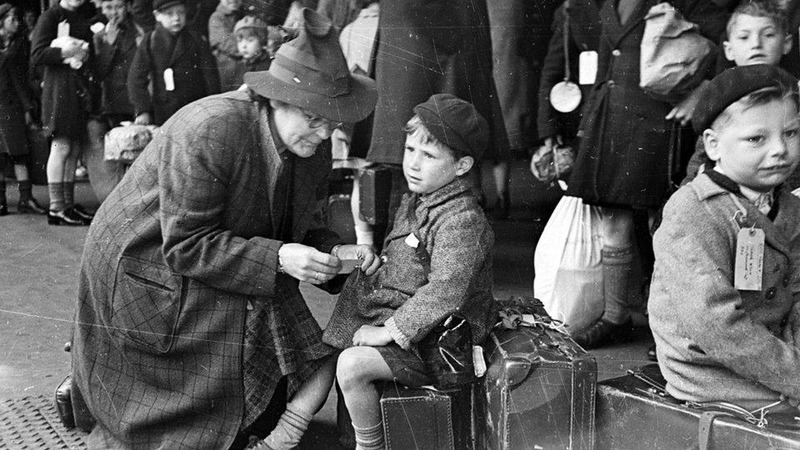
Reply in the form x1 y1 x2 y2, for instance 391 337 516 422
0 4 46 216
208 0 242 90
127 0 219 126
225 14 270 91
683 0 792 185
30 0 96 225
321 94 497 450
650 64 800 414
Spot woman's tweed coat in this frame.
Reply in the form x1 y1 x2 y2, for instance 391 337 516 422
649 173 800 411
72 90 340 449
0 34 33 156
324 177 497 351
565 0 727 209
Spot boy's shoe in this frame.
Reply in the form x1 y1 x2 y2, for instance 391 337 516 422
48 208 88 226
18 198 48 215
0 203 7 216
573 317 634 350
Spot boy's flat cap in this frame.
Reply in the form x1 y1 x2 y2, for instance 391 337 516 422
413 93 489 160
692 64 798 133
153 0 186 12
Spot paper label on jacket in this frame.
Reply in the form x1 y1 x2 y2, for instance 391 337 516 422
58 21 70 38
579 51 598 85
164 68 175 91
405 233 420 248
734 228 764 291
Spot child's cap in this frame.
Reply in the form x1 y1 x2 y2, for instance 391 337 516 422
234 15 268 35
153 0 185 12
412 93 489 160
693 64 798 133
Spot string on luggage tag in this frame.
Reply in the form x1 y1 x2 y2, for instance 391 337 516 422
729 194 755 233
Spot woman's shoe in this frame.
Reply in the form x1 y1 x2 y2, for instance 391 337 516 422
71 203 95 221
17 198 48 215
48 208 88 226
0 203 7 216
573 317 634 350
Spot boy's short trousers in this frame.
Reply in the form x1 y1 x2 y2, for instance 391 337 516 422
376 343 434 387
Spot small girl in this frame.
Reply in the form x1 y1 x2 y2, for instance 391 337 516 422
30 0 96 225
0 4 46 216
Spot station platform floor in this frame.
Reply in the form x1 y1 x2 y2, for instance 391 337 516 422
0 159 655 448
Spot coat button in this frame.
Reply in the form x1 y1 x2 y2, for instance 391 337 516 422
607 80 615 87
765 287 777 299
612 49 621 56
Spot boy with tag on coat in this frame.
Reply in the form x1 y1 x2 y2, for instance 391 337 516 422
127 0 219 126
649 64 800 413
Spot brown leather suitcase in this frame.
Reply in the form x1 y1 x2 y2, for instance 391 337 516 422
596 364 800 449
485 297 596 450
380 381 485 450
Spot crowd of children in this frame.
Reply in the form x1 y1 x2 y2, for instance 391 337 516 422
2 0 800 445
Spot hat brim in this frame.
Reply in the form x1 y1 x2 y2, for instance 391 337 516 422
244 71 377 123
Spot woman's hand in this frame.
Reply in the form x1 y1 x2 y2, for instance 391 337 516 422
278 243 339 284
134 112 152 125
666 80 709 126
352 325 392 346
333 244 382 275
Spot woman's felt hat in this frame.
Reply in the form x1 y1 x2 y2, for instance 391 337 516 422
244 8 377 123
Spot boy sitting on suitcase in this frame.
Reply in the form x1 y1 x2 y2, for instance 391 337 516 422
322 93 497 450
649 64 800 413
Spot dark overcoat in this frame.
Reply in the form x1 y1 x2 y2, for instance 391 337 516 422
72 91 339 448
93 17 139 117
127 25 220 125
565 0 727 209
0 35 33 156
365 0 508 165
30 4 95 140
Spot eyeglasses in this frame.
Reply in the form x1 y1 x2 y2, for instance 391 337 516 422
300 109 343 131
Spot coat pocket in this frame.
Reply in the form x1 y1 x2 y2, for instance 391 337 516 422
111 256 184 354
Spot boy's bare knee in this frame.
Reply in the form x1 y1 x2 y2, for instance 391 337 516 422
336 347 376 391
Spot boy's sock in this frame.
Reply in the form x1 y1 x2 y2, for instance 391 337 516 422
18 179 33 203
353 421 384 450
261 404 313 450
64 181 75 209
601 244 634 324
48 182 65 212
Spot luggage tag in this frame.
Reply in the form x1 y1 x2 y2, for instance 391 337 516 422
405 233 420 248
734 225 764 291
338 259 361 274
164 68 175 91
578 51 598 85
550 80 582 113
58 21 70 38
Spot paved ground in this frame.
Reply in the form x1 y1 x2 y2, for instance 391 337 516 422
0 160 655 448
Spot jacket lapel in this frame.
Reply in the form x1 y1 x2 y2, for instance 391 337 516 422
170 30 187 67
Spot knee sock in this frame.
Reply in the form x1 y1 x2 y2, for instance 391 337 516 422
262 404 313 450
64 181 75 208
18 179 32 203
49 182 65 212
353 421 384 450
601 245 634 324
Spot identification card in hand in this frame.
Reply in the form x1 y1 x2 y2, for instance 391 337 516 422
164 68 175 91
578 51 598 85
338 259 360 274
58 21 70 38
734 227 764 291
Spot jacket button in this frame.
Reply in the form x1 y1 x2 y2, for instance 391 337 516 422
612 49 621 56
765 287 777 299
783 276 790 287
607 80 615 87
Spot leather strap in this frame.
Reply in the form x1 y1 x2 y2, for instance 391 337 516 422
698 411 722 450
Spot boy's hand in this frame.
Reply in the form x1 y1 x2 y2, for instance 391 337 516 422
333 244 381 275
353 325 392 346
278 243 339 284
134 112 152 125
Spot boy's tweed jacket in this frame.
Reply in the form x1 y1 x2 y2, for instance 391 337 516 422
650 173 800 412
127 24 220 125
324 177 497 351
72 90 339 449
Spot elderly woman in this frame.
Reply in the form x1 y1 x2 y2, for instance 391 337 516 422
70 8 379 449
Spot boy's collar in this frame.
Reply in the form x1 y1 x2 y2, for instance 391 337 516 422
416 176 477 209
706 168 780 217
